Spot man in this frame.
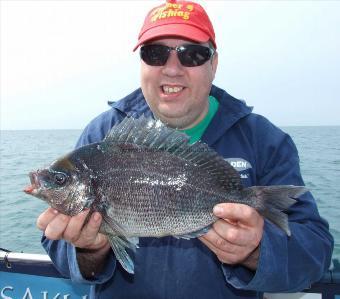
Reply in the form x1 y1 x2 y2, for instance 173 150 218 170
37 1 333 298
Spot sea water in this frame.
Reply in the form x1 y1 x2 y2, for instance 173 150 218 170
0 127 339 264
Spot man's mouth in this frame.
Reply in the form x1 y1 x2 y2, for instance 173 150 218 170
162 85 184 94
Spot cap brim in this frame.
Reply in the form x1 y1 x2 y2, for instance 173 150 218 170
133 23 210 51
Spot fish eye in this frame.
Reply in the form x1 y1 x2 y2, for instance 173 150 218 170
54 172 67 186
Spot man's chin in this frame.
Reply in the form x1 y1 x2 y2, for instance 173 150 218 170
155 113 192 129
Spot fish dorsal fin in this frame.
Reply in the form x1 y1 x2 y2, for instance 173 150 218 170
104 115 189 150
186 141 242 191
104 116 242 191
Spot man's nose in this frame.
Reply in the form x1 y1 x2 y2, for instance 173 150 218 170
161 50 184 77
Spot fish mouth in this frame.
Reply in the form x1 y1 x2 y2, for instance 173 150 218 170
24 171 41 195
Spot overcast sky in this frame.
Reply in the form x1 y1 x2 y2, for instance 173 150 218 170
1 0 339 130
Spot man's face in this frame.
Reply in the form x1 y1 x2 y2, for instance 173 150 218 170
140 38 218 129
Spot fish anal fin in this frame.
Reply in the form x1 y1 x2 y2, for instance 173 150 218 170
174 226 211 240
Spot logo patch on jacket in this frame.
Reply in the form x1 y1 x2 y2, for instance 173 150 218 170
225 158 252 179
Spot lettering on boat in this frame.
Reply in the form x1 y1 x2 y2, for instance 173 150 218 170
0 286 88 299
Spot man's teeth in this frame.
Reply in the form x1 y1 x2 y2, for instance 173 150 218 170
163 86 183 94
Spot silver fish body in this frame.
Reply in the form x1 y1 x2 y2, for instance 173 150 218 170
24 116 307 273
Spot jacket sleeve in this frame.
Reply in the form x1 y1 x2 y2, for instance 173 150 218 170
41 236 117 284
222 118 334 292
41 107 125 284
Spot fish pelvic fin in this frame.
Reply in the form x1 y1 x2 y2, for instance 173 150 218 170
244 185 308 236
108 235 139 274
101 212 139 274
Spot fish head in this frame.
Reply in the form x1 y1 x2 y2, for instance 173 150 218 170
24 155 95 216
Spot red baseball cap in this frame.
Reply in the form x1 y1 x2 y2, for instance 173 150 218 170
133 0 216 51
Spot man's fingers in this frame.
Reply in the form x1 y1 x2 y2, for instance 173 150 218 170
62 209 91 243
200 229 238 255
200 202 264 266
40 208 107 250
36 208 59 231
36 207 107 251
73 212 105 249
199 234 240 264
44 213 71 240
213 203 260 226
212 219 248 247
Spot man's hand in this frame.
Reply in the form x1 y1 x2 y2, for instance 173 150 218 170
37 207 108 251
199 203 264 270
37 208 111 278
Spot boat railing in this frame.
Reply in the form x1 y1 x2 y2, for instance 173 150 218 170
0 249 90 298
1 250 340 299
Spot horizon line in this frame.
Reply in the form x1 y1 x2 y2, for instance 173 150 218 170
1 124 340 131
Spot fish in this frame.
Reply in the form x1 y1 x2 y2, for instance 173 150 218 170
24 116 307 274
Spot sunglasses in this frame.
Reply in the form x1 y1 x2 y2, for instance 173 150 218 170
140 44 215 67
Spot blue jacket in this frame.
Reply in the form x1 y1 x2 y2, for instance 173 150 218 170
42 85 333 299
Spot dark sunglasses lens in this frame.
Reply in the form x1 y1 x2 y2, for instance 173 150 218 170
140 45 169 66
178 45 213 67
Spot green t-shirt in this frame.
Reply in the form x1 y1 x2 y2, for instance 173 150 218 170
181 95 219 144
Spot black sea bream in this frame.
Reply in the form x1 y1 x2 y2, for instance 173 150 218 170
24 116 306 273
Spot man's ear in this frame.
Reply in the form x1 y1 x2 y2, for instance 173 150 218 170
211 51 218 80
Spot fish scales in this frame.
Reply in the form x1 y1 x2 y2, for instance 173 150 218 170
24 116 307 274
78 148 224 236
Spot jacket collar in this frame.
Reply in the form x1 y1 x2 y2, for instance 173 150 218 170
108 89 153 118
108 85 253 145
202 85 253 145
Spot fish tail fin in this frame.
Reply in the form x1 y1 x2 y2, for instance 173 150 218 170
245 185 308 236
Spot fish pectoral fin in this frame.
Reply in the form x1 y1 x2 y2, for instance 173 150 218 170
174 226 211 240
102 212 126 235
108 235 138 274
